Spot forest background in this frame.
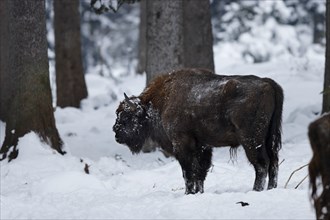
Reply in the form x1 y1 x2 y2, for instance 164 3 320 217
0 0 329 219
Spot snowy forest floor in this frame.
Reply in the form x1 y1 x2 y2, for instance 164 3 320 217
0 43 325 219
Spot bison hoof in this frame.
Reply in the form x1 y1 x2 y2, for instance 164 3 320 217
185 181 204 194
253 185 264 191
267 183 277 190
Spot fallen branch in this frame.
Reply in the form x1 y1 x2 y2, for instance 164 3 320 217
295 174 308 189
284 163 309 189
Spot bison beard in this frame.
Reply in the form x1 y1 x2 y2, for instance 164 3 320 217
113 98 149 154
113 68 284 194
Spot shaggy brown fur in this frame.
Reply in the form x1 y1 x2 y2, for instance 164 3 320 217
309 113 330 219
113 68 283 194
140 68 214 110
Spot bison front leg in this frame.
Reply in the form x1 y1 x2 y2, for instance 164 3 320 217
181 166 196 194
176 153 198 194
180 159 205 194
176 146 212 194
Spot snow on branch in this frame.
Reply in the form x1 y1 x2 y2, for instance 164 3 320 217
90 0 139 14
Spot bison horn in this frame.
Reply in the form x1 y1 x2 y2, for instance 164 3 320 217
124 93 137 110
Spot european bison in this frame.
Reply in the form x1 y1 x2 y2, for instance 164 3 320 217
113 68 283 194
309 113 330 219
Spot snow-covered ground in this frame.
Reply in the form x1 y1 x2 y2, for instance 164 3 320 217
0 42 325 219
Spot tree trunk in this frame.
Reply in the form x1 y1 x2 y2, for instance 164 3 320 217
136 0 147 74
54 0 88 108
0 0 9 121
313 11 324 45
142 0 214 152
183 0 214 71
144 0 214 84
323 1 330 114
0 0 64 161
145 0 184 84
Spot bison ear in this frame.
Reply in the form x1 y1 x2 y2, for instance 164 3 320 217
124 93 137 111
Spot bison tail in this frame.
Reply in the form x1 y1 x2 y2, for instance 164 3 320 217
263 78 283 189
265 78 284 162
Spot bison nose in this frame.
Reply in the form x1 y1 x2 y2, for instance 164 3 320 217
115 133 123 143
113 123 120 131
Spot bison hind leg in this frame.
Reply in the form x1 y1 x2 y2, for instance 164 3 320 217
195 146 213 193
253 161 268 191
241 140 270 191
267 158 278 189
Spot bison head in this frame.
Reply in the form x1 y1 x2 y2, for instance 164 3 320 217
113 93 149 154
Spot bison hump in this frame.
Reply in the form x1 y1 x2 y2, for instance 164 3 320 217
222 79 239 95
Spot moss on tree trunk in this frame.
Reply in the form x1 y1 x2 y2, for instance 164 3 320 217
0 0 64 161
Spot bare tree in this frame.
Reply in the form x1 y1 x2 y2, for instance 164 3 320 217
145 0 184 84
54 0 88 108
0 0 9 121
323 0 330 114
0 0 65 161
183 0 214 70
144 0 214 84
136 0 147 74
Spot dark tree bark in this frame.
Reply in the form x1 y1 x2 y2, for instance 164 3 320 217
145 0 184 84
0 0 9 121
313 11 325 45
136 0 147 74
0 0 65 161
54 0 88 108
183 0 214 71
323 1 330 114
144 0 214 84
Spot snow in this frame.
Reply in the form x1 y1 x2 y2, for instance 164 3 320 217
189 79 229 104
0 23 326 220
